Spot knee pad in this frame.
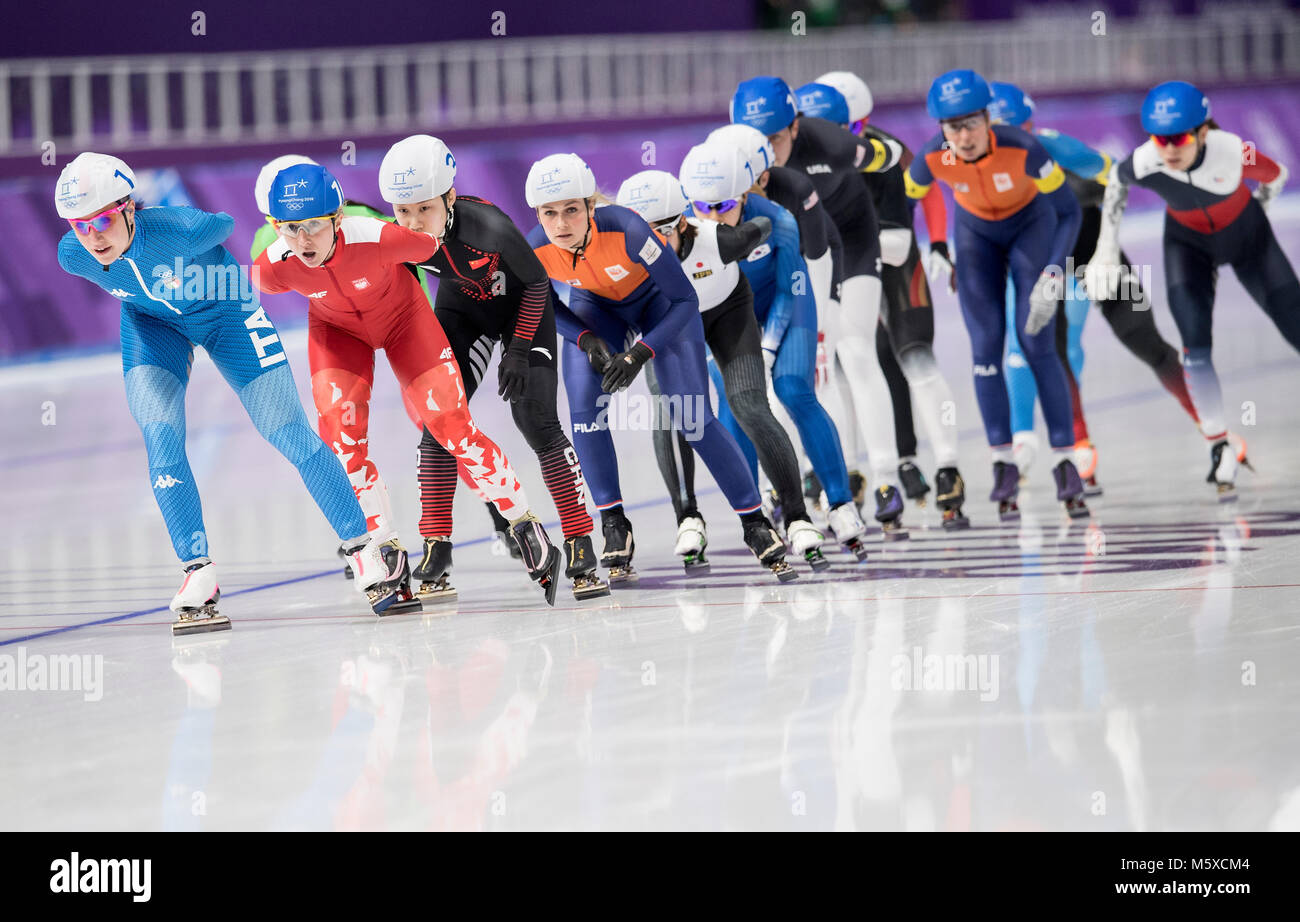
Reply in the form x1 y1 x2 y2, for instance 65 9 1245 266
896 344 940 385
879 228 912 268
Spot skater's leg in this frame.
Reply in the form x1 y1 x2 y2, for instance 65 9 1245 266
708 357 759 481
876 319 917 460
1003 278 1038 436
1229 203 1300 354
120 309 211 562
646 358 698 522
771 314 851 507
1055 294 1090 445
836 273 900 487
953 217 1013 451
562 335 626 512
1164 228 1224 438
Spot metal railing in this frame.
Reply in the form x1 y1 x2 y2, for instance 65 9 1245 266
1 8 1296 157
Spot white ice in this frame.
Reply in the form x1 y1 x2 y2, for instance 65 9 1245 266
2 203 1299 831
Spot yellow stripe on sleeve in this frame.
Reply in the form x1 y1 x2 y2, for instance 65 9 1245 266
904 169 931 200
1093 152 1114 185
1033 164 1067 194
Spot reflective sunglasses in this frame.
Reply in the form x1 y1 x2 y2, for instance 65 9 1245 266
270 213 338 237
69 200 129 235
652 215 681 236
850 117 869 135
1150 131 1196 149
692 199 739 214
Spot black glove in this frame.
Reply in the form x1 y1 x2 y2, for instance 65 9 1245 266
601 342 654 393
497 342 531 403
577 331 615 375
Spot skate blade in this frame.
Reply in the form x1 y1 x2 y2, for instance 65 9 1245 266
416 582 458 604
607 566 639 586
804 551 831 572
1084 483 1104 497
573 579 611 601
1065 500 1091 520
172 614 232 636
770 560 799 582
941 512 971 531
682 556 711 576
538 548 563 607
377 596 424 617
1217 487 1238 503
841 541 869 563
881 527 910 542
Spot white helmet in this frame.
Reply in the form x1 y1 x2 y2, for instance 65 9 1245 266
525 153 596 207
616 170 688 225
815 71 873 122
706 123 776 177
255 155 317 215
679 141 755 204
55 152 136 219
379 135 457 204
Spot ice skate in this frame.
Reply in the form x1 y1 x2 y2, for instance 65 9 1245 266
828 502 869 562
510 514 563 606
742 514 798 582
337 543 354 580
600 509 638 586
990 461 1021 522
170 559 230 636
412 536 457 603
898 459 930 507
848 469 867 512
1207 439 1242 503
1074 439 1103 496
1053 458 1091 519
346 538 423 615
787 518 830 571
565 534 610 600
1012 430 1039 483
761 489 784 539
674 515 710 576
935 466 970 530
873 484 910 541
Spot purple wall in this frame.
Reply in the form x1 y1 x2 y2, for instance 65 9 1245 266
5 81 1299 361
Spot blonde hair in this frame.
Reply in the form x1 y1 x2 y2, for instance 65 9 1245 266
588 191 615 208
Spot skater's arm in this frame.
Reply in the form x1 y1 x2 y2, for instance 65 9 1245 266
1035 128 1110 185
492 210 553 348
379 221 440 265
904 134 943 199
623 215 700 355
788 185 828 261
918 184 948 245
1244 149 1288 211
1094 160 1132 261
174 208 235 255
552 285 588 345
761 208 808 354
716 217 772 265
249 249 291 294
1025 139 1080 270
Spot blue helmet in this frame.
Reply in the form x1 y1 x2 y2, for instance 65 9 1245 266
731 76 798 136
1141 81 1211 135
987 81 1036 128
926 69 992 121
269 163 344 221
794 82 850 127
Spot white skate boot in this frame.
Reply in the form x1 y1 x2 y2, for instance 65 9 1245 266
674 515 709 575
828 503 869 562
1012 430 1039 483
786 518 830 572
170 559 230 636
345 538 423 615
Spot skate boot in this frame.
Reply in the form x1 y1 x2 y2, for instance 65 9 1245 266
742 514 798 582
873 485 910 541
337 543 355 580
511 514 563 607
346 538 423 615
674 515 710 576
1012 431 1039 484
898 459 930 507
787 518 830 572
935 466 970 530
600 508 638 586
990 461 1021 522
1207 439 1241 503
761 489 784 539
1053 458 1090 519
412 536 457 603
828 502 870 562
488 502 523 560
170 559 230 636
1074 439 1103 497
803 470 825 514
565 534 610 600
847 469 867 512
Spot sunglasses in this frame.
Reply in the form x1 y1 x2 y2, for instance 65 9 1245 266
1151 131 1196 149
651 216 681 236
850 117 869 135
693 199 740 215
941 115 985 134
69 200 129 235
270 214 337 237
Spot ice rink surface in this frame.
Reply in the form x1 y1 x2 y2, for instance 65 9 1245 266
3 205 1299 831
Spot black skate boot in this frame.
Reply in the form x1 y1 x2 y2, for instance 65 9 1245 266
742 513 798 583
357 540 423 616
565 534 610 601
1206 439 1242 503
488 502 523 559
337 543 355 580
848 469 867 512
802 470 824 514
1053 459 1090 519
990 461 1021 522
600 508 638 586
873 484 910 541
412 536 457 603
898 459 931 507
511 515 563 607
935 466 970 531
